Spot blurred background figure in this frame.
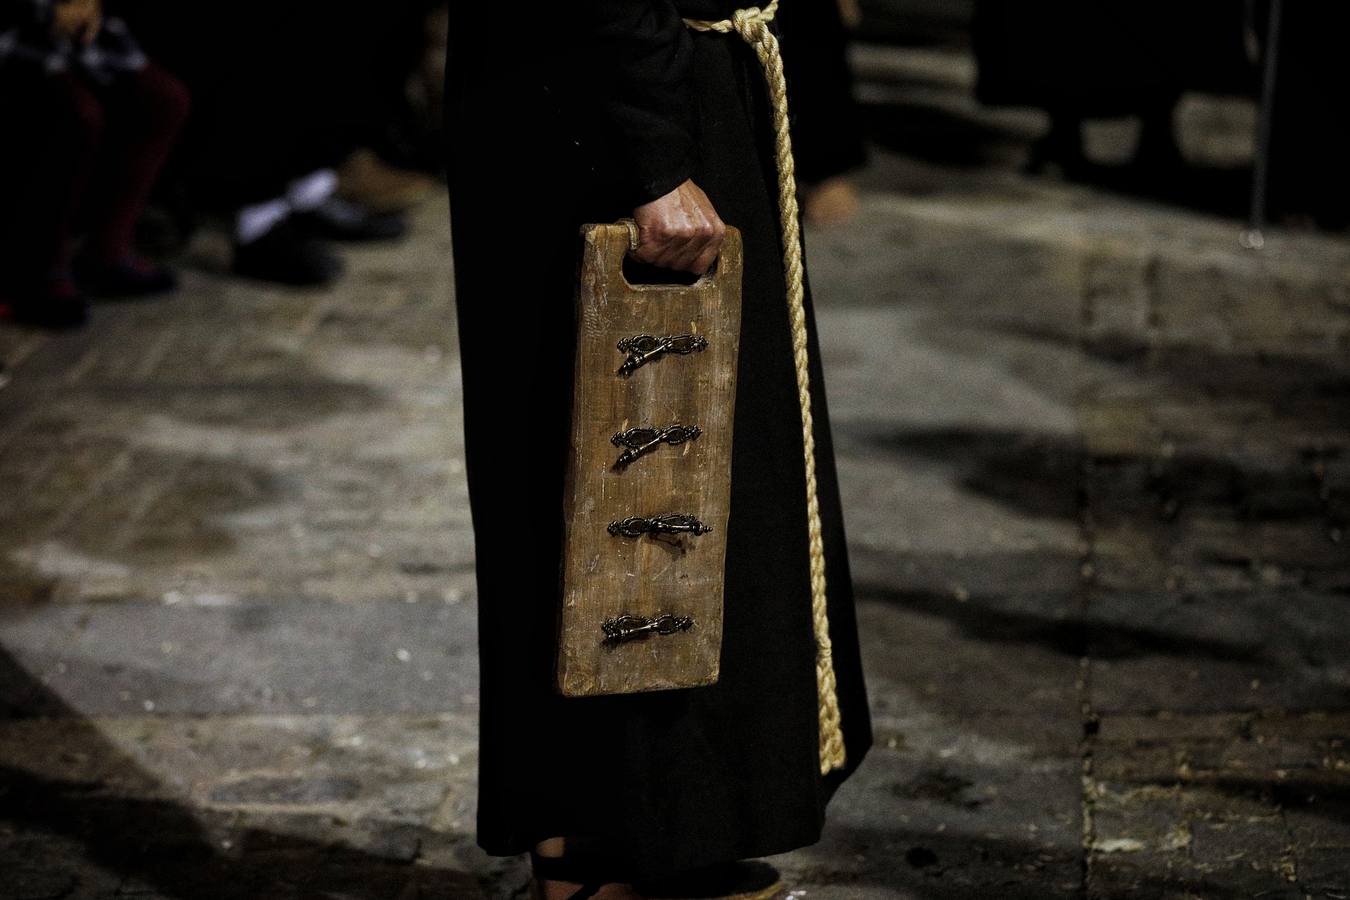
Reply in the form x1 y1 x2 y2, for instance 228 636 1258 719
0 0 189 329
967 0 1349 230
1265 3 1350 231
120 0 440 288
782 0 868 226
972 0 1254 181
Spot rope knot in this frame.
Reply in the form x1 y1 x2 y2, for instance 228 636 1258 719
731 6 766 38
685 0 777 38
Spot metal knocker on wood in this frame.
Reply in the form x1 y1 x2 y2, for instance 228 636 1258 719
617 333 709 375
556 223 744 697
611 423 702 468
602 613 695 643
607 513 712 538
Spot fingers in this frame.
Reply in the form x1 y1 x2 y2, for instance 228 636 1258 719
685 211 727 273
637 212 726 275
632 211 721 273
631 181 727 275
688 228 724 275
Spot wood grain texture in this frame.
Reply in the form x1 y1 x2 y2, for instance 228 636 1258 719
557 223 743 696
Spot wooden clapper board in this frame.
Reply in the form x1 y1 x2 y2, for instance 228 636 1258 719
557 222 743 696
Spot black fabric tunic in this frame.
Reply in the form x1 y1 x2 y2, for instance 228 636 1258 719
446 0 871 878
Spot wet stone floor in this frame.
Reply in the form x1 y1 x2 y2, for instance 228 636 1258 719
3 51 1350 900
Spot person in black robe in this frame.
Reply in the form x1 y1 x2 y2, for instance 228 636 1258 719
777 0 867 225
1266 3 1350 230
446 2 872 895
972 0 1253 175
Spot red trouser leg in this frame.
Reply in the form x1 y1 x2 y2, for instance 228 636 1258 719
82 63 191 264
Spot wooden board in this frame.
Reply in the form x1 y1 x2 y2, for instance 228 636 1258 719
557 223 743 696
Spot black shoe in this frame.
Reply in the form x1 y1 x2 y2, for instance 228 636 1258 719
528 851 613 900
0 279 90 330
295 197 408 242
232 218 344 287
76 255 179 298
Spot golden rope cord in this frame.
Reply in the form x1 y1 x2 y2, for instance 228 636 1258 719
683 0 846 775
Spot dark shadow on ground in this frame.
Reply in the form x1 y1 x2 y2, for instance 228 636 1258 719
858 424 1333 530
0 646 498 899
856 327 1348 535
856 582 1261 665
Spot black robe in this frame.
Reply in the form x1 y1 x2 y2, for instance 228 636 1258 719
446 0 871 878
972 0 1255 113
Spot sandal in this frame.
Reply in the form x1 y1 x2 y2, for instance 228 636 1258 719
529 850 628 900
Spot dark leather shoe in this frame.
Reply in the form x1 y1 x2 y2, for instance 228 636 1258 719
0 279 90 330
77 255 179 298
232 218 344 287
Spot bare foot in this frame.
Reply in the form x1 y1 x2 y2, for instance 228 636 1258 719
803 176 860 226
836 0 862 29
532 838 645 900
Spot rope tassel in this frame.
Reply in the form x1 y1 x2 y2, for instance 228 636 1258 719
684 1 846 775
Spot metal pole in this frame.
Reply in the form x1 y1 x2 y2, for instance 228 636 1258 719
1243 0 1283 250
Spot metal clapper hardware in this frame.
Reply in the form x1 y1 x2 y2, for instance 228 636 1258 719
602 613 694 643
611 423 701 468
617 333 709 375
607 514 712 538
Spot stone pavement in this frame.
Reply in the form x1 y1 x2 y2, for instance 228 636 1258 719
2 46 1349 900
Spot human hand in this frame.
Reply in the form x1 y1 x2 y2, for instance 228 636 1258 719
52 0 102 45
631 180 726 276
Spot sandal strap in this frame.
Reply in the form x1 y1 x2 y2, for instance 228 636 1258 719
530 852 611 898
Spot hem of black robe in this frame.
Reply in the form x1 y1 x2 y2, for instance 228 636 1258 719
477 825 823 883
475 734 872 880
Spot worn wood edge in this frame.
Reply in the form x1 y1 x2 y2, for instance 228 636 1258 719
557 666 720 698
555 224 615 697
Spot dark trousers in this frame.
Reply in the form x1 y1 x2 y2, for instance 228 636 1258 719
0 63 189 289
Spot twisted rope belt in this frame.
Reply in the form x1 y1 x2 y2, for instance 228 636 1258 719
683 0 845 775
